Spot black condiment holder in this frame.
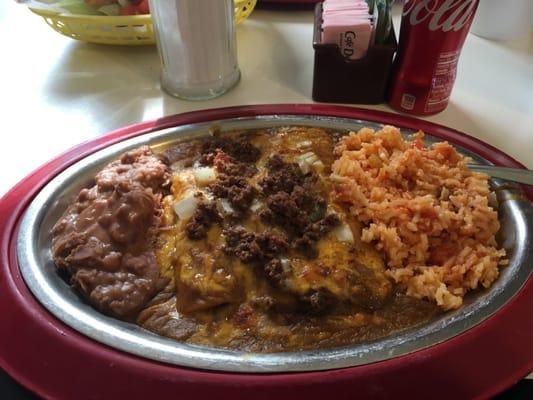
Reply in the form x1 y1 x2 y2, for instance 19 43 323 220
312 3 397 104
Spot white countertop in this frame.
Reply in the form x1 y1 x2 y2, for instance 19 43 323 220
1 3 532 197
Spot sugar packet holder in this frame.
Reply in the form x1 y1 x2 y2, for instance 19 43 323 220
312 2 397 104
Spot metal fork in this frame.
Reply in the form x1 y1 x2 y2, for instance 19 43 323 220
468 164 533 186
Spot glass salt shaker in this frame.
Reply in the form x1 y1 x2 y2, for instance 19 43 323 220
149 0 240 100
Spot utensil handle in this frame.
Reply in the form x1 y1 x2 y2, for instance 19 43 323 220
468 164 533 186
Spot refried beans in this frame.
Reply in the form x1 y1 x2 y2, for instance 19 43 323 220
52 146 169 318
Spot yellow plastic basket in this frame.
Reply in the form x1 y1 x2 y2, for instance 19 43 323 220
29 0 257 45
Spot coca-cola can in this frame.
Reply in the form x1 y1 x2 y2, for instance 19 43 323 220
388 0 480 115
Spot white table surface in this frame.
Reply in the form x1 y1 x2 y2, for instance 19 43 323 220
0 0 532 383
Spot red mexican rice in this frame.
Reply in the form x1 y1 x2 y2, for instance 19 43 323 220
332 125 506 310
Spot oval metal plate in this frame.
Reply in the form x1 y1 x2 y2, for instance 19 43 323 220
16 115 533 373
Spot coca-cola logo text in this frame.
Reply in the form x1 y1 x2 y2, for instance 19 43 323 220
404 0 477 32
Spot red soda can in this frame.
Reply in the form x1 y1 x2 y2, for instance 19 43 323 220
388 0 479 115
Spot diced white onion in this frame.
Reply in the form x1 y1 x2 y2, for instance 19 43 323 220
217 198 235 216
173 196 198 220
280 257 291 273
297 152 321 174
192 167 216 186
202 191 215 201
300 152 318 163
298 159 311 174
334 224 354 244
297 151 325 174
250 199 263 212
296 140 312 149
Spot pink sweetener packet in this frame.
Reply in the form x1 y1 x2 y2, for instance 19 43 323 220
322 11 371 20
322 2 371 24
323 0 358 4
323 0 368 7
322 8 372 22
323 1 368 8
323 5 369 12
323 0 366 5
323 3 368 7
322 17 372 27
323 6 370 14
322 17 372 28
321 19 372 60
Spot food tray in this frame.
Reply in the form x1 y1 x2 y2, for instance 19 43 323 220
29 0 257 45
1 105 531 399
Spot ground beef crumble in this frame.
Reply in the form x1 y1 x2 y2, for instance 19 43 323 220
185 201 222 240
200 137 259 221
210 175 257 212
223 226 289 264
259 155 316 195
222 226 291 295
294 214 341 257
212 150 257 177
258 155 338 257
260 186 323 235
263 258 285 287
200 136 261 165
